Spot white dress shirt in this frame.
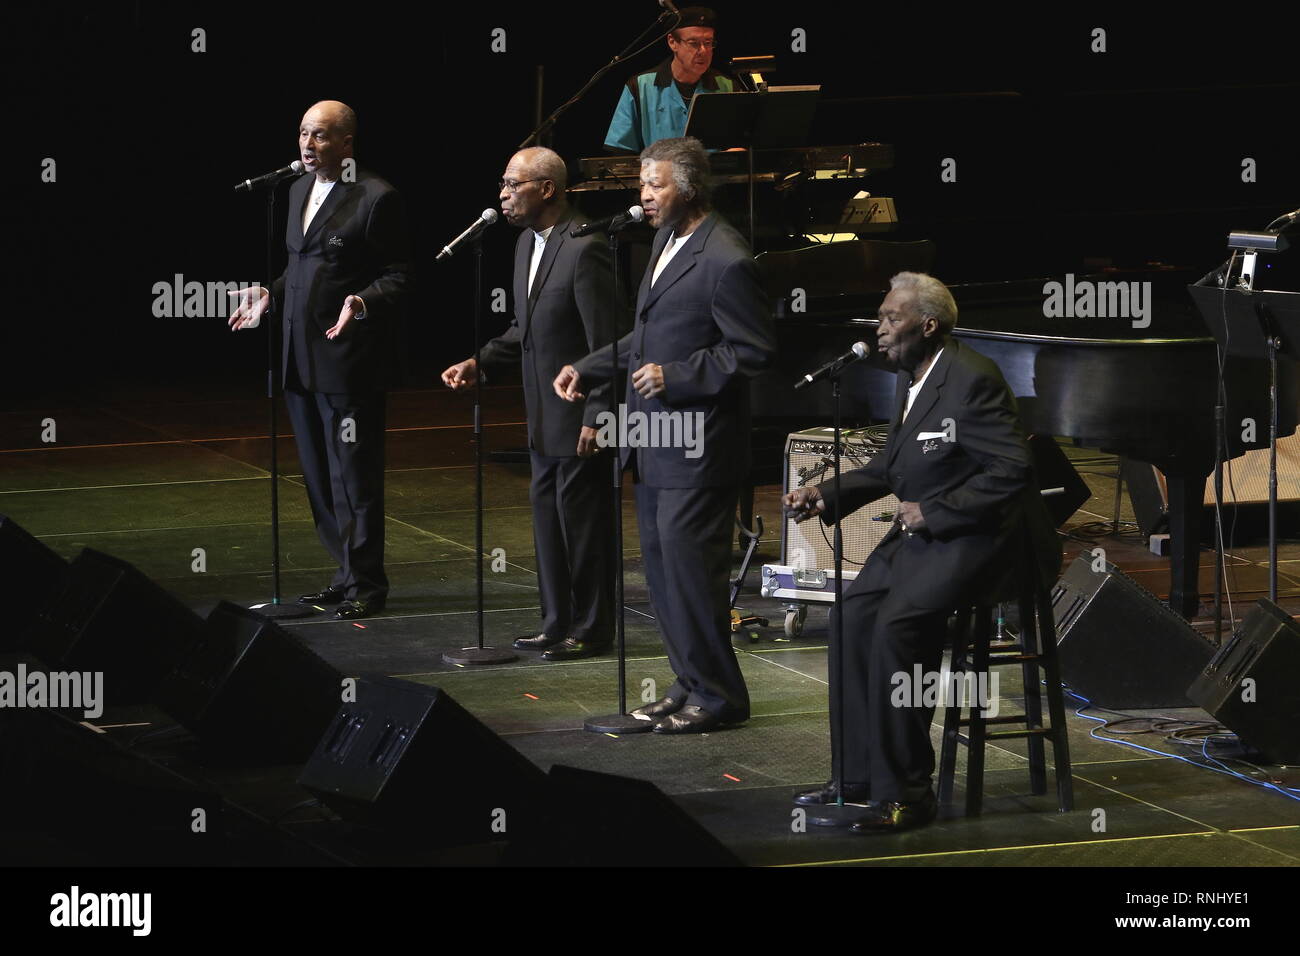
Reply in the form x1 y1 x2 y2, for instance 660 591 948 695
651 228 696 286
903 348 944 421
302 178 337 232
528 225 554 294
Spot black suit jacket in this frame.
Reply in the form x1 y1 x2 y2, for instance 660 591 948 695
818 338 1061 609
272 170 410 394
573 212 776 488
478 214 625 457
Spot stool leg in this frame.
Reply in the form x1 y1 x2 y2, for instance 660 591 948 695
1036 583 1075 812
938 611 971 807
965 608 992 816
1018 587 1047 796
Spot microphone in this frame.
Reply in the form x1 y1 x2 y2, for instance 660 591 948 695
659 0 681 14
570 206 644 238
794 342 870 390
1267 206 1300 232
233 161 304 193
436 209 499 261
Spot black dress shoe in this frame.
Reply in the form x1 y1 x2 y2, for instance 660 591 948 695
849 789 938 834
299 586 346 605
630 696 685 722
513 633 564 650
793 780 873 806
540 637 610 661
335 599 382 620
652 704 732 734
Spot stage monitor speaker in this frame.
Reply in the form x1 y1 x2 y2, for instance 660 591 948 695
1187 599 1300 763
0 514 69 651
782 427 899 569
297 676 549 846
503 764 742 867
154 601 344 764
1051 554 1214 709
0 699 227 865
1027 435 1091 527
25 548 206 704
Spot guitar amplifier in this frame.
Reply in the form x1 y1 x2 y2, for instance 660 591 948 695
780 426 899 571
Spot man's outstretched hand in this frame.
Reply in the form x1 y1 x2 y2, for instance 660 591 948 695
441 358 478 390
553 364 584 401
325 295 365 340
227 286 270 331
783 486 826 523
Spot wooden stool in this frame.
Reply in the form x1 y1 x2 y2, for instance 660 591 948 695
937 540 1074 815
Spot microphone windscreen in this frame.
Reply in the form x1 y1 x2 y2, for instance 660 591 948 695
628 205 645 222
290 161 305 174
482 208 499 224
851 341 870 358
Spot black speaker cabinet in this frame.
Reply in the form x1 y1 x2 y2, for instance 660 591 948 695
1188 599 1300 763
0 514 69 651
1051 554 1214 709
0 701 227 865
298 676 549 845
504 765 742 867
26 548 206 704
154 601 344 764
1027 435 1091 528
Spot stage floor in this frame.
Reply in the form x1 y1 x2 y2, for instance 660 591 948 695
4 383 1300 867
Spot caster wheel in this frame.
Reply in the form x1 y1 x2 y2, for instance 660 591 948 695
784 608 805 638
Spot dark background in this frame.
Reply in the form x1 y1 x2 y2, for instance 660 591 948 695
10 1 1297 402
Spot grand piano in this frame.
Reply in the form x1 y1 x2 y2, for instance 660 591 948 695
750 240 1300 619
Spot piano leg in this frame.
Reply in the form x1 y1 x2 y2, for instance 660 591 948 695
1164 472 1207 619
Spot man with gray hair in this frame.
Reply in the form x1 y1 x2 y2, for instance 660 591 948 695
443 147 625 660
554 136 776 733
784 271 1059 832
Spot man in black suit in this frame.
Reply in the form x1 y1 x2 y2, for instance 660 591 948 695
441 147 623 661
554 137 776 733
228 100 409 620
784 272 1060 832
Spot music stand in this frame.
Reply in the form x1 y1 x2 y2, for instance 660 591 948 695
1188 283 1300 625
684 87 820 249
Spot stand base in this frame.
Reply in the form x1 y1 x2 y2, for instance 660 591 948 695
442 646 518 666
584 713 656 734
249 601 313 620
806 803 872 828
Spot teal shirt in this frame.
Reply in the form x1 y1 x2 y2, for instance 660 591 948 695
604 60 735 153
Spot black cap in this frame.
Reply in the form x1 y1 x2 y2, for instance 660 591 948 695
674 6 717 29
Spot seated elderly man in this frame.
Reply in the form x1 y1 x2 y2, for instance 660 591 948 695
783 272 1060 833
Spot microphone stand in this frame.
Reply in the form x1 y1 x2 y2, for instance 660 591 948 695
585 221 652 734
807 370 857 826
443 234 517 666
250 180 308 620
518 11 680 149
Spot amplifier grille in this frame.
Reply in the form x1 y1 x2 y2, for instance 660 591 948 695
782 427 898 569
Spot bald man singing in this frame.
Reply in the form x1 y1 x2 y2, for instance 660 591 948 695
230 100 410 620
443 148 625 660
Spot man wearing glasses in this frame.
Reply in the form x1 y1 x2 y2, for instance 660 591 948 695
604 6 733 154
441 148 624 660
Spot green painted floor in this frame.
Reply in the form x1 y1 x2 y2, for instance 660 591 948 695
4 384 1300 867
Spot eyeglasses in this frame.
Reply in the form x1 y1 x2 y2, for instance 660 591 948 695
499 178 542 192
674 38 717 51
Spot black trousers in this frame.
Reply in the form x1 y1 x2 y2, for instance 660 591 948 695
283 365 388 604
529 449 615 643
828 533 950 803
634 482 749 720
